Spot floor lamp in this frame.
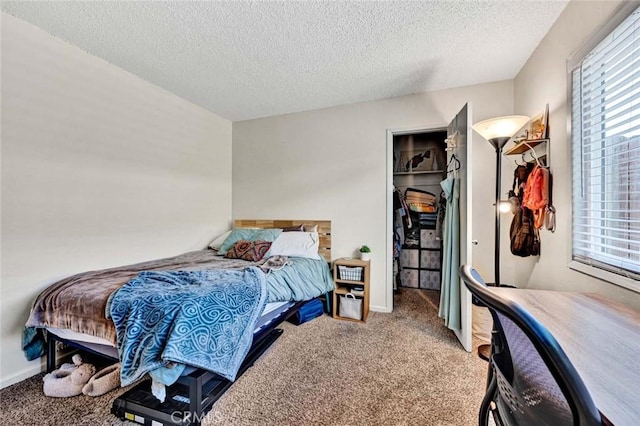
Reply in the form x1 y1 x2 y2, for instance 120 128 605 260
472 115 529 286
472 116 529 361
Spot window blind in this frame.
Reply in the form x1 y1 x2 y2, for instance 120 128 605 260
571 5 640 280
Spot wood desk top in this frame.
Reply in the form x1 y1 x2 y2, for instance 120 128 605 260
492 288 640 426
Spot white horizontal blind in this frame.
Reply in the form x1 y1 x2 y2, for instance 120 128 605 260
572 5 640 280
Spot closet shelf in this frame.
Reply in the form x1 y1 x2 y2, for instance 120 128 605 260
393 170 444 176
504 139 549 155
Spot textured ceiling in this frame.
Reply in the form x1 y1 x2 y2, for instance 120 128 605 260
1 1 568 121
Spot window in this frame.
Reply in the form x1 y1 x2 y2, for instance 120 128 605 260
571 4 640 283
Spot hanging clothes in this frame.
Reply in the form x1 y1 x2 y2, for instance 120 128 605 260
508 164 540 257
435 190 447 241
438 175 461 331
393 187 412 230
392 187 406 291
393 214 404 258
522 165 549 229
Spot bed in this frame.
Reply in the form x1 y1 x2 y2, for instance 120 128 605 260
23 219 333 425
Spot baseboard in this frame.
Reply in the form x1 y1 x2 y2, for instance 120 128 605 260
0 348 77 389
0 364 43 389
369 304 392 313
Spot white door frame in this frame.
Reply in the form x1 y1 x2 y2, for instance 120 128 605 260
385 124 447 313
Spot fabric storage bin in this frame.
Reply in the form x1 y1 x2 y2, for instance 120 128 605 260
287 298 324 325
420 250 441 269
418 212 438 229
400 270 419 288
400 249 419 268
338 265 363 281
420 270 441 290
420 229 439 248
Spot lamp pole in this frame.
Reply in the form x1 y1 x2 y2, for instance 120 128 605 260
472 115 529 288
471 115 529 362
488 137 510 287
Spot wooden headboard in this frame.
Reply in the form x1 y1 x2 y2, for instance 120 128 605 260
234 220 331 263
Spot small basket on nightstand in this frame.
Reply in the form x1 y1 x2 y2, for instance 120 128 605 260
338 265 363 281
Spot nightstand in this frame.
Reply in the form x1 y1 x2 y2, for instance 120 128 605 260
332 258 370 322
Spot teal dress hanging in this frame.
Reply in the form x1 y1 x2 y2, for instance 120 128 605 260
438 175 461 331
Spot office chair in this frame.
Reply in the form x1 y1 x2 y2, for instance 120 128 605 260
459 265 602 426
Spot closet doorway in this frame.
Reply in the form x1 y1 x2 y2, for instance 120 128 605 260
385 103 474 352
392 130 447 292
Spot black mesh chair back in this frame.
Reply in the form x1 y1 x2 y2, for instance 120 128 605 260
460 265 602 426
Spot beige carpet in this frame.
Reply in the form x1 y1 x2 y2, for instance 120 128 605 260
0 289 488 425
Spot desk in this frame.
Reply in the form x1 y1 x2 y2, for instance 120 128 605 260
493 288 640 426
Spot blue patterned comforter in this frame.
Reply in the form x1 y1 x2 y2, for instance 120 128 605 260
108 267 267 389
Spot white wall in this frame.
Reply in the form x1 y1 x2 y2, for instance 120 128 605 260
510 1 640 310
233 81 514 312
0 13 233 387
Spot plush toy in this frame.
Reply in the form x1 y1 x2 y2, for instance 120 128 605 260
82 363 121 396
43 354 95 398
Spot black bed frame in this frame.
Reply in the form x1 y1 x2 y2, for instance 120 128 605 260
46 300 306 426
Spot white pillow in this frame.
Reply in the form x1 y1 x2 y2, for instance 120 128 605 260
208 230 232 251
267 231 321 260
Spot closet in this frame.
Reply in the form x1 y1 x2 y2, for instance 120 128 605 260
392 131 447 291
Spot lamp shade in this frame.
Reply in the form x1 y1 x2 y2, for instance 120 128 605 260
472 115 529 141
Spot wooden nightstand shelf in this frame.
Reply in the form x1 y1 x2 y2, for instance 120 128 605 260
332 258 370 322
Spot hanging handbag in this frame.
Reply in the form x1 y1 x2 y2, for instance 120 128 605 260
339 293 362 320
545 205 556 232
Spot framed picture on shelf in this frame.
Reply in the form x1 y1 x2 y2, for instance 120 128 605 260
527 104 549 140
